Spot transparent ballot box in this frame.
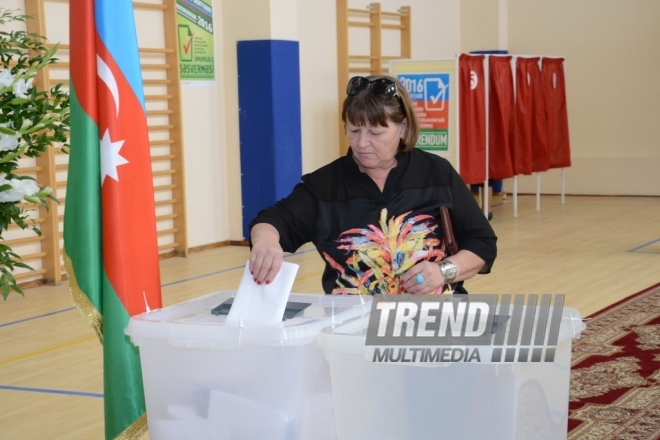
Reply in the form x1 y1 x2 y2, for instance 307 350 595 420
316 304 585 440
126 291 371 440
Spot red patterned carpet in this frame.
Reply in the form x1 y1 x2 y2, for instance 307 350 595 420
568 283 660 439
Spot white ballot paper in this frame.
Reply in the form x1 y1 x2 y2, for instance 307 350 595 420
225 261 299 327
207 390 289 440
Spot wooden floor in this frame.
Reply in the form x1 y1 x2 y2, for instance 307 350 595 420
1 195 659 439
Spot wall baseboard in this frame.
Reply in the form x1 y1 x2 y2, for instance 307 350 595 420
188 241 231 253
229 240 250 247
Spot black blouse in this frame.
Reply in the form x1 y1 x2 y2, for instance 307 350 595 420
250 148 497 294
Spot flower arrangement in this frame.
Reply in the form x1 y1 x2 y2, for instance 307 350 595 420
0 9 69 298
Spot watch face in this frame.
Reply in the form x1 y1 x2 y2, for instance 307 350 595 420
440 261 458 283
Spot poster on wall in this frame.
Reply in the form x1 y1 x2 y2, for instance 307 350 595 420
176 0 215 86
390 59 457 167
397 73 450 152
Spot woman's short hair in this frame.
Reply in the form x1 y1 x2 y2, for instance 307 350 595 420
341 75 419 152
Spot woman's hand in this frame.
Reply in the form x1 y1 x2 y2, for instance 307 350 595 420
249 223 284 285
400 250 487 294
400 260 446 294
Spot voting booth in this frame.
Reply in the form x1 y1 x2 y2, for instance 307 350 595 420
126 291 371 440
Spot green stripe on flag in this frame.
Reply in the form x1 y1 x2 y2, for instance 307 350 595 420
64 85 103 337
102 272 147 439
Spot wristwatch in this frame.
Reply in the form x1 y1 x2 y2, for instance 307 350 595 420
438 260 458 284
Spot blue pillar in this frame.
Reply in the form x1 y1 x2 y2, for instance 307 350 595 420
237 40 302 239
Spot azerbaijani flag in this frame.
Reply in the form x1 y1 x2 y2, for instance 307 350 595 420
64 1 162 438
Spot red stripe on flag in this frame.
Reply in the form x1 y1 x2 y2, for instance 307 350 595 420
69 0 98 124
95 38 162 316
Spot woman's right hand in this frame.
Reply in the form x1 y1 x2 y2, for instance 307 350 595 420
249 223 284 285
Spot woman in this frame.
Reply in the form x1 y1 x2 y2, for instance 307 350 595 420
249 75 496 295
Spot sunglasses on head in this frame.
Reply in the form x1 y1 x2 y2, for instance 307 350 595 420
346 76 399 100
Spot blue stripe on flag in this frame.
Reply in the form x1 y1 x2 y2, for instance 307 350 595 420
95 0 146 111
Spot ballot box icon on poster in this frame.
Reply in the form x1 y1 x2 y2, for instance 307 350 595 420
424 77 449 112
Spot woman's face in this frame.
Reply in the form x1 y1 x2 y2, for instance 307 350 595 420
346 119 406 171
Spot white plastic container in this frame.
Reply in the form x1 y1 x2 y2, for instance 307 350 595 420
317 306 585 440
126 291 371 440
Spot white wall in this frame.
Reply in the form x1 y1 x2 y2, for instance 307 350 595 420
180 84 229 246
461 0 660 196
508 0 660 196
460 0 500 52
221 0 461 240
24 0 659 249
133 2 232 248
296 0 340 176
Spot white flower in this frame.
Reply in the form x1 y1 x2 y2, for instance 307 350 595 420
0 70 13 88
13 77 33 99
0 124 18 151
0 174 39 203
19 119 33 132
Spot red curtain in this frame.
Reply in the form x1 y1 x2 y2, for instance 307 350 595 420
530 57 549 172
513 57 539 175
542 57 571 168
458 54 486 185
488 56 515 180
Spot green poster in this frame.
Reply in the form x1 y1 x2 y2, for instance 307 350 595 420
176 0 215 81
